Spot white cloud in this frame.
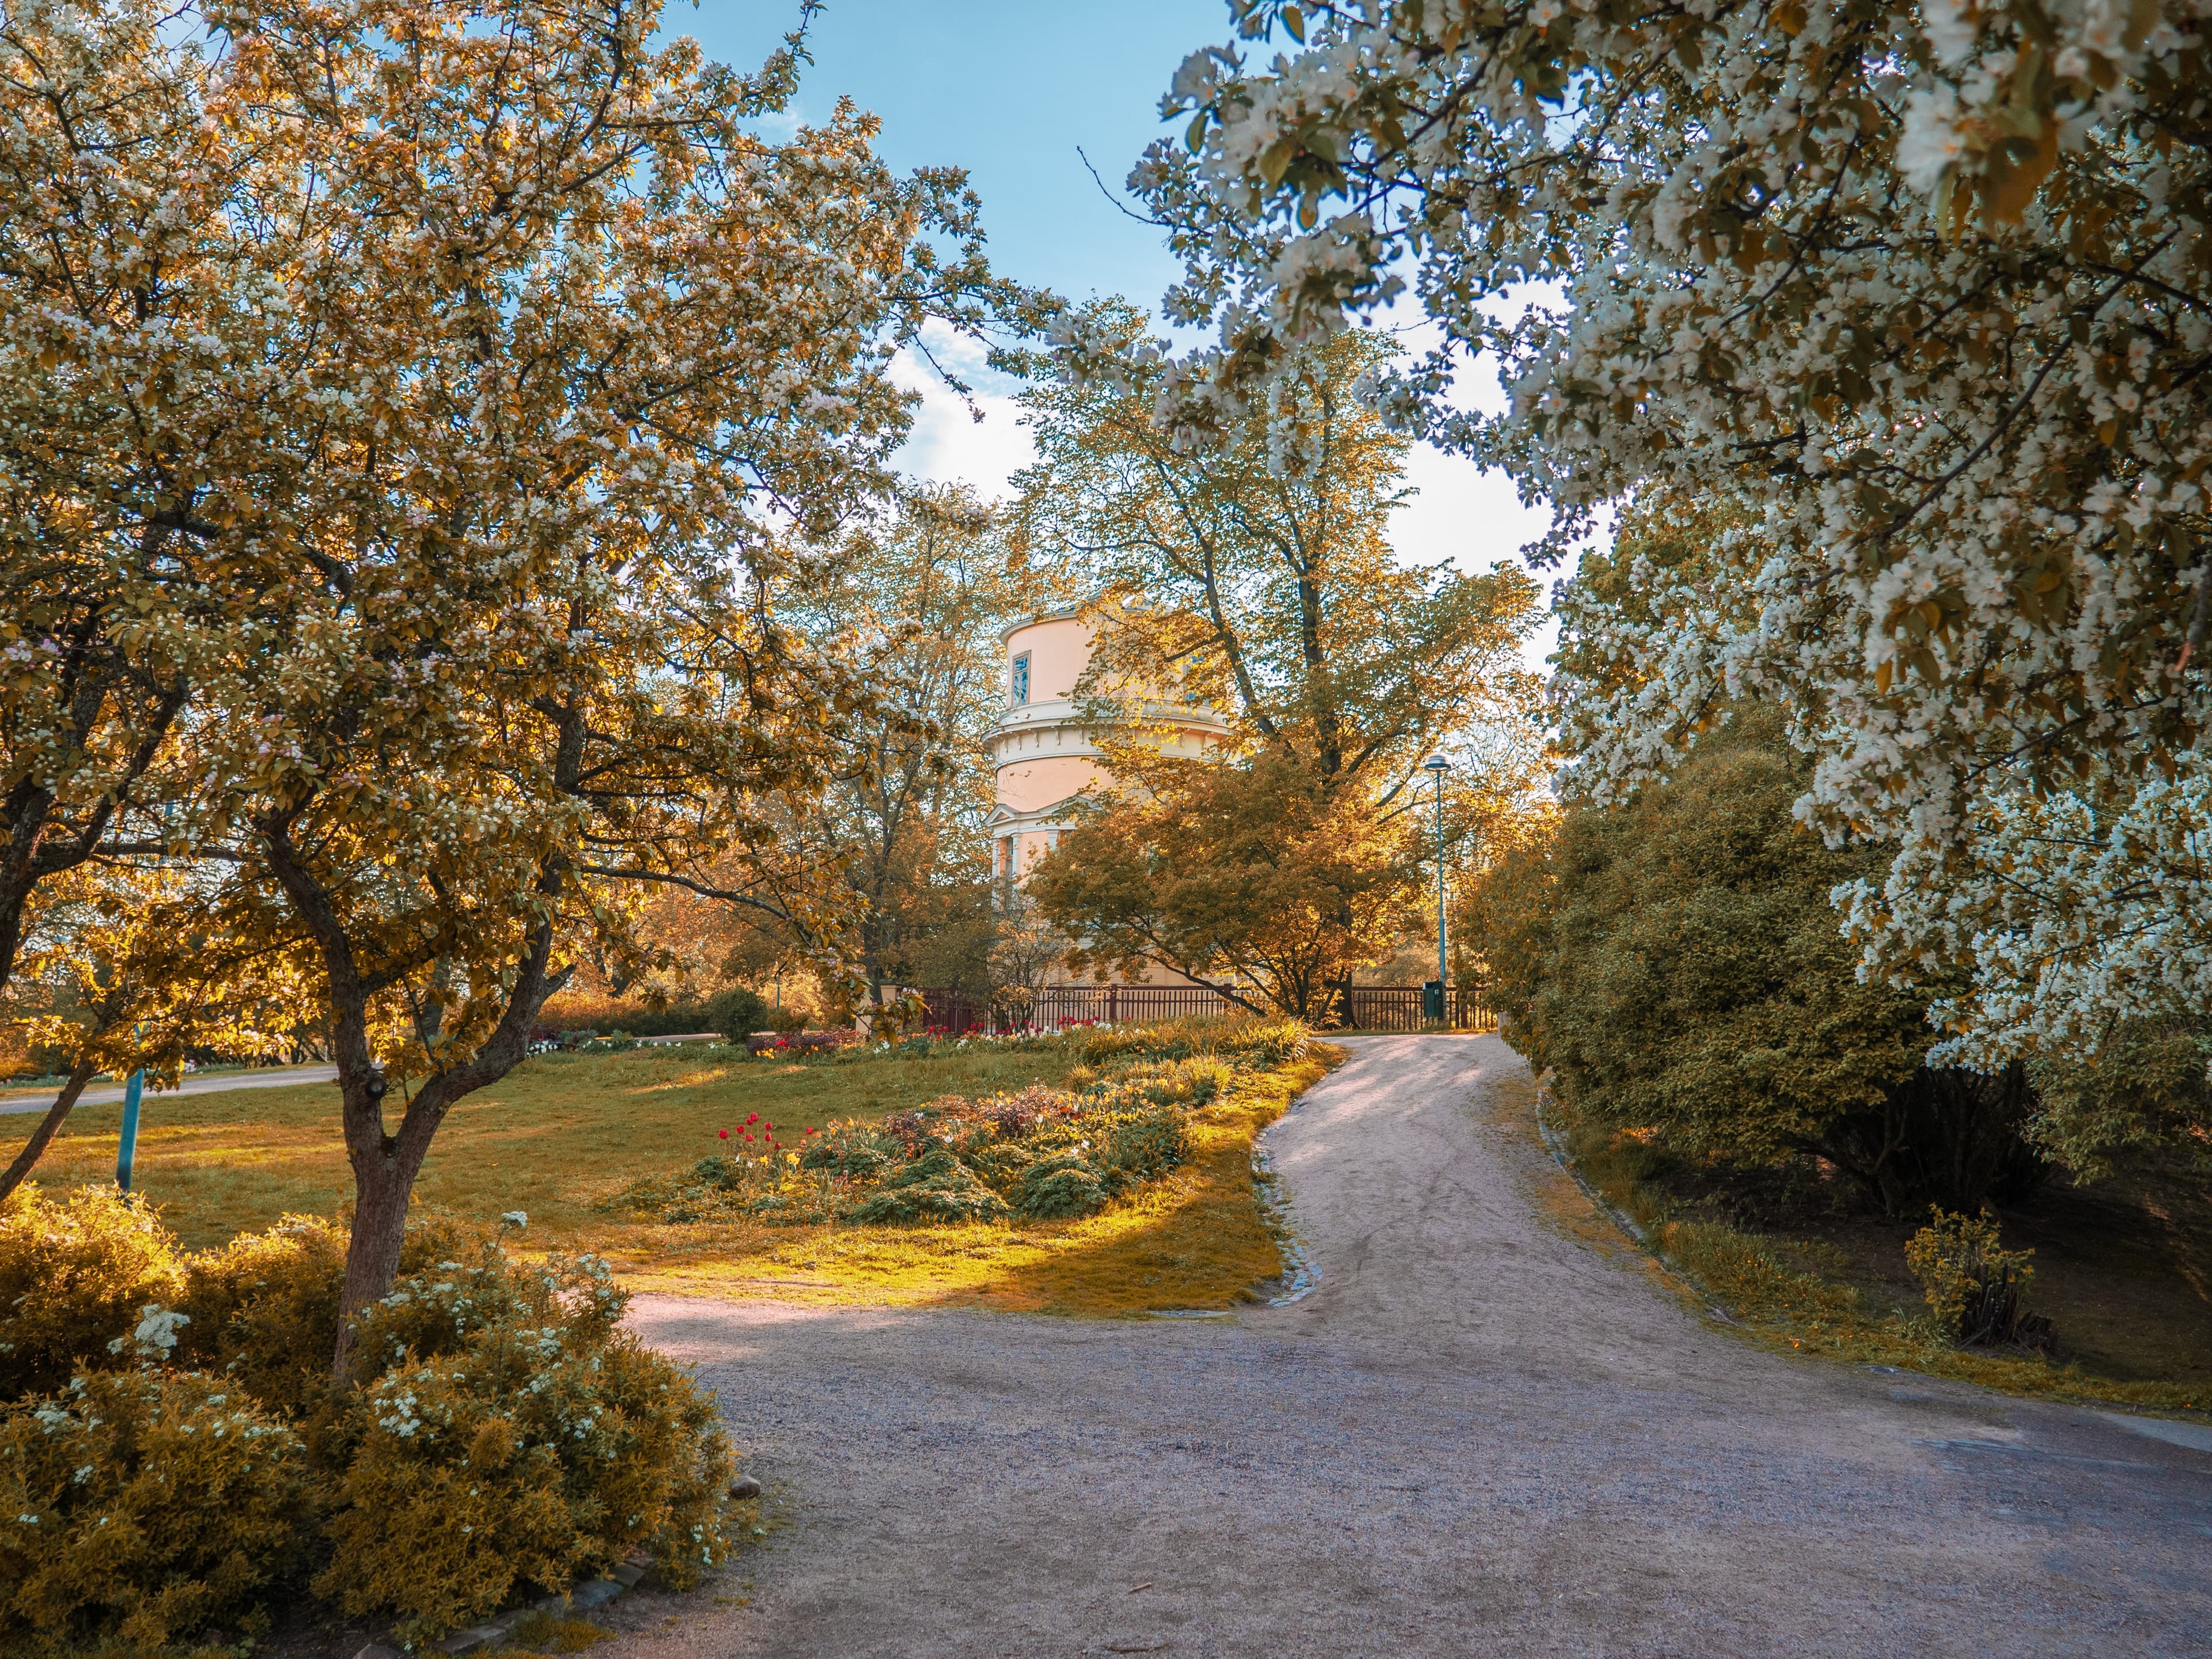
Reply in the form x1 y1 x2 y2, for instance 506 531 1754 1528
889 321 1036 495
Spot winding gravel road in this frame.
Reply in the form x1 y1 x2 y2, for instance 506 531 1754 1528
613 1035 2212 1658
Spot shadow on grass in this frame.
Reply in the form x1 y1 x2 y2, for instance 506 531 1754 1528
1526 1074 2212 1416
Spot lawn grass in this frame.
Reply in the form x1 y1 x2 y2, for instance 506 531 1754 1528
0 1041 1085 1252
2 1032 1343 1316
1521 1070 2212 1416
607 1048 1338 1314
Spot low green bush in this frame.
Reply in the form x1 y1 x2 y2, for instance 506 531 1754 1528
315 1250 730 1642
0 1184 181 1404
707 986 770 1043
175 1215 348 1423
1906 1209 2051 1349
1013 1153 1111 1219
0 1368 313 1654
0 1198 734 1651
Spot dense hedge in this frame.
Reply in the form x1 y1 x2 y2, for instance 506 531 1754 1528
536 986 771 1042
1465 714 2040 1214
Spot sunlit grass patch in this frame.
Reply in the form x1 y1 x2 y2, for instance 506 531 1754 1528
0 1026 1340 1317
612 1048 1340 1315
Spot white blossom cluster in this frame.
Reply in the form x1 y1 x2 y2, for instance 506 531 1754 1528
1114 0 2212 1063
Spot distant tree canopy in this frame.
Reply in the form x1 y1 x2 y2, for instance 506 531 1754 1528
1017 304 1544 1012
1466 713 2041 1215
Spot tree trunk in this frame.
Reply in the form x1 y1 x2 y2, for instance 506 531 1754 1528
0 1058 98 1204
334 1129 421 1376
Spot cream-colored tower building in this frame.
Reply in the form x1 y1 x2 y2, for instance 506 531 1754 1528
986 612 1230 886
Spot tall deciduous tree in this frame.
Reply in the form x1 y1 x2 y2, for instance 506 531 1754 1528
1127 0 2212 1069
789 486 1060 1001
1017 305 1541 1009
7 0 1040 1368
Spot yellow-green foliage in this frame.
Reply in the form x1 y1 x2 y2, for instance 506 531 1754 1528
0 1184 181 1403
1906 1208 2040 1344
315 1243 730 1643
0 1200 733 1649
175 1215 347 1422
0 1368 312 1654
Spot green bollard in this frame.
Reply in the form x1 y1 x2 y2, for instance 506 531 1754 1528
116 1069 145 1192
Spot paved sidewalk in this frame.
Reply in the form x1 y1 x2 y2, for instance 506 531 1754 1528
0 1063 336 1115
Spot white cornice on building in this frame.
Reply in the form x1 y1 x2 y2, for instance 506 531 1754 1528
985 696 1232 770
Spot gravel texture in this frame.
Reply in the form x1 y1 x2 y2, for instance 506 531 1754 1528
615 1033 2212 1658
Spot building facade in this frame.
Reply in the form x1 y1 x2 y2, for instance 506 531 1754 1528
986 611 1230 887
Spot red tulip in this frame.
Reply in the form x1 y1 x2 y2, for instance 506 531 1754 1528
719 1130 729 1140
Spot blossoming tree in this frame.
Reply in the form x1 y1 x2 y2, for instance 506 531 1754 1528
5 0 1041 1367
1125 0 2212 1082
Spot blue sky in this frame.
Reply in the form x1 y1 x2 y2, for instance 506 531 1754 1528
680 3 1558 657
691 1 1219 306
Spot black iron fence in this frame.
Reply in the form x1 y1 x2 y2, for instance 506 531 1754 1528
1335 986 1496 1033
892 983 1495 1035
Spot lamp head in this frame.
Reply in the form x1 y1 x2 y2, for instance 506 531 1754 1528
1421 753 1448 773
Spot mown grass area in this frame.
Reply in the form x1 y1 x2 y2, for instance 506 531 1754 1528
2 1030 1341 1316
0 1041 1084 1252
1522 1071 2212 1415
610 1046 1338 1315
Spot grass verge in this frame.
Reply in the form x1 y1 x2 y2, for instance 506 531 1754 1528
1530 1075 2210 1416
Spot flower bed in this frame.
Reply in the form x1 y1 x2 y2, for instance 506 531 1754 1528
601 1020 1307 1230
743 1029 862 1056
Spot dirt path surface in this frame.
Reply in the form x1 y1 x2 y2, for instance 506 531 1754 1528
616 1035 2212 1658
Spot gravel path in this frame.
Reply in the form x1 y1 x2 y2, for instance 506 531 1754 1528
616 1034 2212 1658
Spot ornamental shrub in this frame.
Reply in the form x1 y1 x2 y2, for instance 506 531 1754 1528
843 1149 1010 1225
1013 1153 1110 1219
0 1184 181 1403
1905 1210 2051 1350
174 1215 348 1422
0 1368 312 1654
707 986 770 1043
316 1242 729 1641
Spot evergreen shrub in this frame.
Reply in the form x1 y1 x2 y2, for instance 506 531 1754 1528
0 1198 734 1650
0 1368 312 1654
175 1215 348 1422
0 1184 181 1403
315 1246 731 1642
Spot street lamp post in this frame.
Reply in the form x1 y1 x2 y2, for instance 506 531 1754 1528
1422 753 1448 1025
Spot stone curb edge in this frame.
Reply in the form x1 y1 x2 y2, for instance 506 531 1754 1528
350 1556 650 1659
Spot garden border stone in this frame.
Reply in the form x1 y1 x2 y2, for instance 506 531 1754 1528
348 1555 650 1659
